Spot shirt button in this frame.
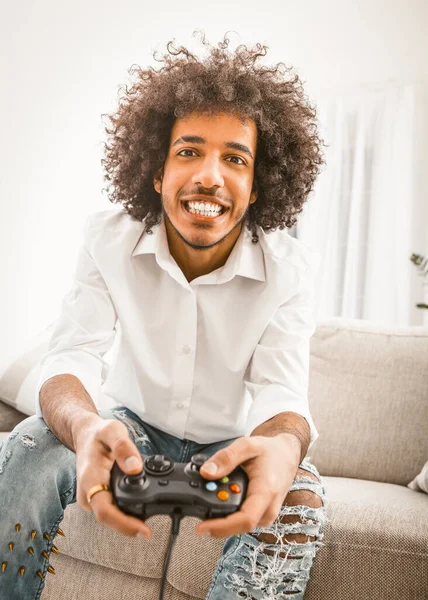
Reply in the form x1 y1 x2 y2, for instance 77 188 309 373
182 345 191 354
176 402 185 409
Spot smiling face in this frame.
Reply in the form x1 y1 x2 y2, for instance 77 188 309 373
153 111 258 280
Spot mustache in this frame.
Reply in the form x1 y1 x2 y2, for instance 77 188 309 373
180 188 225 201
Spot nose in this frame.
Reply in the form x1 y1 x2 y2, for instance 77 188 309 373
191 156 224 189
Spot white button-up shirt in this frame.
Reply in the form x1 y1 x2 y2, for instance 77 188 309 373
35 209 321 448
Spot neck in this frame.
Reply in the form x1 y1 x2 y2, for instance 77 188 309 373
164 216 243 281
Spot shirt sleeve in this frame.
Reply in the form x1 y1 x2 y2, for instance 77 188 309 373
243 251 321 451
34 216 118 417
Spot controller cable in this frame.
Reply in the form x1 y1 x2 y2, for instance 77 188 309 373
159 509 182 600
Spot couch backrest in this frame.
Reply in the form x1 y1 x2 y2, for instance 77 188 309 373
308 317 428 486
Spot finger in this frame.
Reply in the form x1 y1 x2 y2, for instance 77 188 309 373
195 492 271 538
199 436 263 479
195 477 272 537
98 421 144 475
90 488 152 538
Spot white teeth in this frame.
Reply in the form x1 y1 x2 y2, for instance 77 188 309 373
189 201 222 211
185 201 224 217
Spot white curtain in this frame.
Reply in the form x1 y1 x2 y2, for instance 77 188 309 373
295 82 428 326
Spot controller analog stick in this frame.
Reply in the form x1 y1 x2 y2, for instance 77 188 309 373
190 453 210 472
124 469 145 486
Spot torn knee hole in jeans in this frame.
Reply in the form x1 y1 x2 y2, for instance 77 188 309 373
222 478 329 599
252 503 327 555
5 431 37 449
0 433 38 474
18 435 36 449
224 535 322 599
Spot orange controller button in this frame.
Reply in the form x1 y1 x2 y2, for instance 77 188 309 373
217 490 229 501
229 484 241 494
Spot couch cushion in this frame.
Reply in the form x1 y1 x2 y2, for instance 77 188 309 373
44 476 428 600
308 317 428 486
0 399 27 431
42 554 197 600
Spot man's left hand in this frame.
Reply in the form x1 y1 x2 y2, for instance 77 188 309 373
194 433 302 539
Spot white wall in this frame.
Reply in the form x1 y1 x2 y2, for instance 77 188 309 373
1 0 427 366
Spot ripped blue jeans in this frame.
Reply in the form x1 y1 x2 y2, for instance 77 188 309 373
0 406 328 599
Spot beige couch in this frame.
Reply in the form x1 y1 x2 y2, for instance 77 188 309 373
1 317 427 599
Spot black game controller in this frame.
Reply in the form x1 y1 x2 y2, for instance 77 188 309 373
110 453 249 521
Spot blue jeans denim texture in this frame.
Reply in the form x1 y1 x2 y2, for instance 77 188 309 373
0 406 328 599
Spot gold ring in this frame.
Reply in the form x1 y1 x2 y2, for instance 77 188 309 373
87 484 111 504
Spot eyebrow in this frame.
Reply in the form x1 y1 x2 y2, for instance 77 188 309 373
172 135 254 160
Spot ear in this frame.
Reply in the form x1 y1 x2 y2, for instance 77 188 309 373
153 168 163 194
249 178 257 205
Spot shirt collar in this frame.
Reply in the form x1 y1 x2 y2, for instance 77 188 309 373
131 215 266 283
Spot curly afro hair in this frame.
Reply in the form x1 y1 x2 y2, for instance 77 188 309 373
101 31 326 244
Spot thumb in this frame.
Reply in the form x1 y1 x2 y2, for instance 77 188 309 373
200 458 220 478
199 440 242 480
123 453 143 474
103 422 144 474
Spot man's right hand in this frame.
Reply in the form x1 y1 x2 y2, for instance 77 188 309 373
74 418 152 538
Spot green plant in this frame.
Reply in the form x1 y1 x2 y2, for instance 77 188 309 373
410 253 428 309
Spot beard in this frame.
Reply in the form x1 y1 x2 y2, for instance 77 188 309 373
160 192 250 252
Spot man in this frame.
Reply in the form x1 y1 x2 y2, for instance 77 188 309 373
0 33 328 599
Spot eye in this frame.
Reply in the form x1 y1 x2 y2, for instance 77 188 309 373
227 156 246 165
177 149 196 157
